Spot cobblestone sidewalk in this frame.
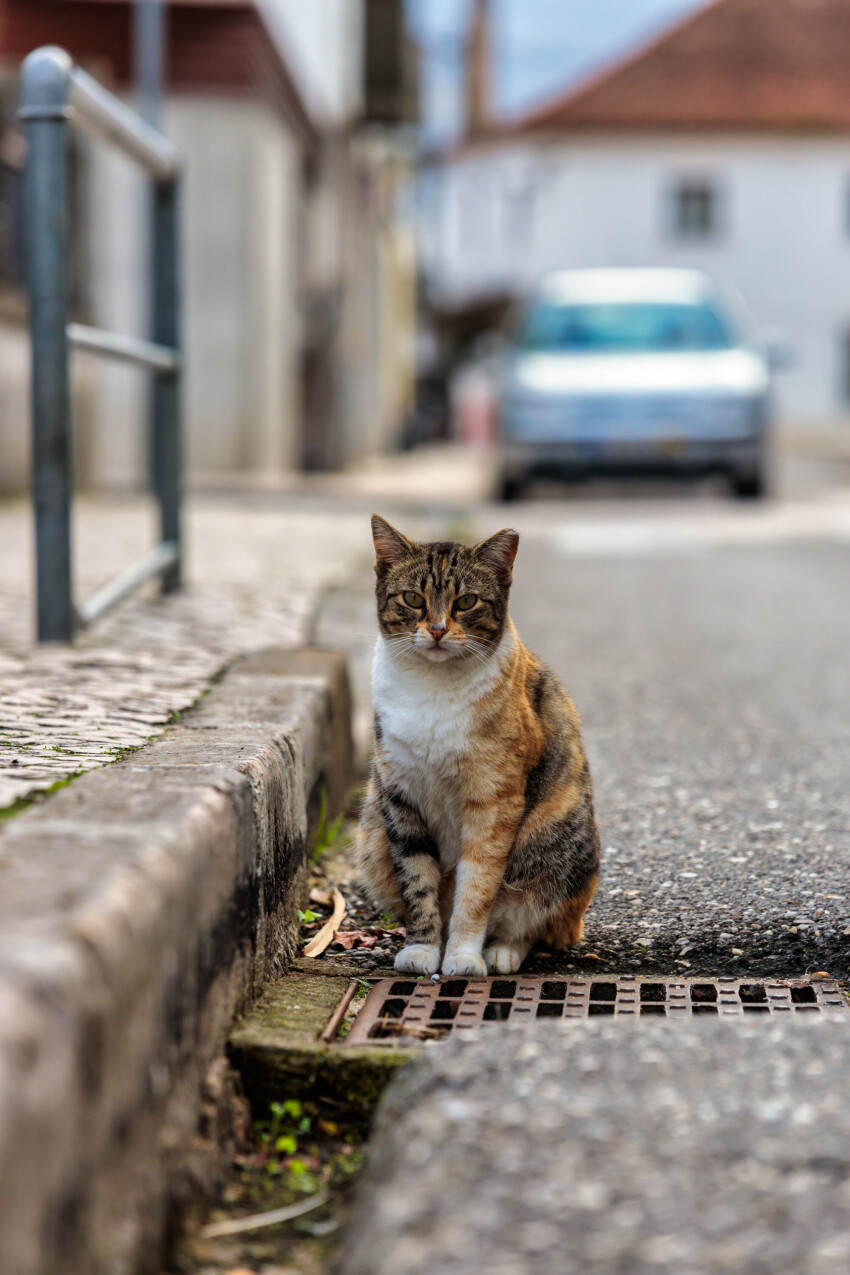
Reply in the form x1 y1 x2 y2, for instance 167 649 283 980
0 494 373 809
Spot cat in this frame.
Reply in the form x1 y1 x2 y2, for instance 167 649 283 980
356 515 600 977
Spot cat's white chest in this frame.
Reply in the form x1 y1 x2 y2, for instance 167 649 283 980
372 640 497 863
376 667 473 761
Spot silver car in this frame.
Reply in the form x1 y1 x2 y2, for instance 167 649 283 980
498 268 780 500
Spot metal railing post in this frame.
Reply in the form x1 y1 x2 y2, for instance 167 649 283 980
134 0 165 128
18 45 183 639
20 47 75 642
151 177 181 591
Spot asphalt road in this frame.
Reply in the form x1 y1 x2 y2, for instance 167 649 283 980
317 467 850 981
326 464 850 1275
507 529 850 979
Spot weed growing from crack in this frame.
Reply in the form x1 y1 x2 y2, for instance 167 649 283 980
310 788 346 863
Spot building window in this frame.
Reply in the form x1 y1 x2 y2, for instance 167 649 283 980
673 180 717 238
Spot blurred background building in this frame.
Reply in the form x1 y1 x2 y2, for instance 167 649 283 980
420 0 850 433
5 0 850 496
0 0 418 492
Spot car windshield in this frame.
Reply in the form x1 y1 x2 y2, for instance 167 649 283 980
518 299 733 353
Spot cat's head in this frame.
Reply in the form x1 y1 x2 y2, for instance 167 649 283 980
371 515 519 665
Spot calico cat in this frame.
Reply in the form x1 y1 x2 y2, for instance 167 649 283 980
356 515 600 977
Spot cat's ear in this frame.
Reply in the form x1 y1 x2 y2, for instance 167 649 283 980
371 515 414 571
474 528 519 583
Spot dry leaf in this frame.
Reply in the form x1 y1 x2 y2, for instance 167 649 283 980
332 929 379 950
331 926 405 950
302 888 346 957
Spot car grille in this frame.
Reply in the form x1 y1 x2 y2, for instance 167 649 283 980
504 395 749 442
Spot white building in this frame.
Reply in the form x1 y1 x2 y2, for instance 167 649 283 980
0 0 416 491
423 0 850 425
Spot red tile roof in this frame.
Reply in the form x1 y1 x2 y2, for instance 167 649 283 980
505 0 850 138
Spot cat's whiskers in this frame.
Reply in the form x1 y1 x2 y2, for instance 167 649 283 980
351 630 409 641
360 625 493 670
380 634 419 666
463 637 493 667
461 642 489 668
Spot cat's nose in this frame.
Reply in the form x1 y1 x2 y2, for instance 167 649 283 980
429 620 446 641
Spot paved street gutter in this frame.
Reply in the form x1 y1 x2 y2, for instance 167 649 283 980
0 648 352 1275
312 517 850 1275
315 534 850 981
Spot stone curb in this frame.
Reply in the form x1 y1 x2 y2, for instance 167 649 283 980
0 649 352 1275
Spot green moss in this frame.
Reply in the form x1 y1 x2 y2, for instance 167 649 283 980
232 1039 413 1118
0 770 84 822
229 974 418 1119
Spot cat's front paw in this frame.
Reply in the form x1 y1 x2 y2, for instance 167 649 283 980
484 942 527 974
394 943 441 975
442 948 487 978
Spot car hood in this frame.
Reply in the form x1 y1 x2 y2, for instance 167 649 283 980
508 349 768 399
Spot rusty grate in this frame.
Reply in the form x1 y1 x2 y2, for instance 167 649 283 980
340 975 848 1045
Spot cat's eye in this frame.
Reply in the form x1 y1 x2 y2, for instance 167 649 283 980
402 591 424 608
454 593 478 612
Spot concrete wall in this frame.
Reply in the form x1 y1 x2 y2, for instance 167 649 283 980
0 79 415 494
298 133 414 471
0 313 29 491
261 0 364 127
376 217 416 449
0 305 96 496
426 135 850 424
83 94 303 488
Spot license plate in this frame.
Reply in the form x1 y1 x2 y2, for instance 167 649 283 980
654 436 687 459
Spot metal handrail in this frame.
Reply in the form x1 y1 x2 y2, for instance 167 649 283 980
68 322 181 375
19 45 183 642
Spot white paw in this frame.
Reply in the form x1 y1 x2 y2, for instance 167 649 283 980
484 943 525 974
394 943 441 975
442 949 487 978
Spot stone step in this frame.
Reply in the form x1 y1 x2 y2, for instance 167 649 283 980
228 964 417 1118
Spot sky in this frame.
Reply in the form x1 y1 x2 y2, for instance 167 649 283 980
406 0 709 141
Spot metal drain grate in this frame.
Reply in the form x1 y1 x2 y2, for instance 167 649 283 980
341 975 847 1045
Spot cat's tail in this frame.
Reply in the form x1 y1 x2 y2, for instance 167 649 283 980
541 876 599 948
